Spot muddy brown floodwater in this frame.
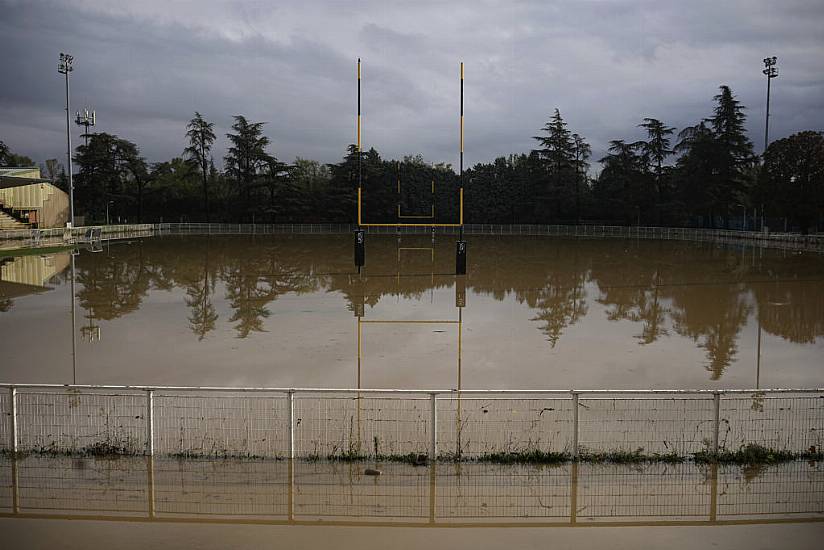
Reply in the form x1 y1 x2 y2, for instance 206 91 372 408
1 233 823 548
1 234 823 389
0 455 822 549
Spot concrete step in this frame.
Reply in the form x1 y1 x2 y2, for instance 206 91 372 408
0 210 29 230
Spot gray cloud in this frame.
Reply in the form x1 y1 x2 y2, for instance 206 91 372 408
1 0 823 171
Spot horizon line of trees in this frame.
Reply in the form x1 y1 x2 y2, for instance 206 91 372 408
1 84 822 232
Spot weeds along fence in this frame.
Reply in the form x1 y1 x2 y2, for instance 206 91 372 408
2 223 823 253
1 385 822 461
1 456 821 525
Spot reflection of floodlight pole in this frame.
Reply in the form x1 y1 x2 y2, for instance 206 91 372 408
756 315 761 389
70 251 78 384
58 53 75 227
756 300 789 388
75 107 96 147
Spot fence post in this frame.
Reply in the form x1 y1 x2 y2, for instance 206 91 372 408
146 390 154 456
571 391 579 459
9 387 18 455
287 390 295 460
430 393 438 460
712 391 721 456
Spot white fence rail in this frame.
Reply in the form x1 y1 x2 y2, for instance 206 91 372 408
3 223 824 253
154 223 824 253
2 385 822 460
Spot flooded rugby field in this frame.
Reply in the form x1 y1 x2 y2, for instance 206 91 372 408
1 233 823 548
1 234 822 389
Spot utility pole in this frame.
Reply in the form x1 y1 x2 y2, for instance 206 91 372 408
58 53 75 227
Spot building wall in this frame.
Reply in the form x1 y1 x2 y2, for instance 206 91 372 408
38 184 70 228
0 167 69 228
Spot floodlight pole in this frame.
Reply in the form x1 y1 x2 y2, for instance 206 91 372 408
762 56 778 153
459 61 464 242
58 53 75 227
760 56 778 232
358 57 362 225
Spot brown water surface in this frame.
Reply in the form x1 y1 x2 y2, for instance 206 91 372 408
0 455 822 549
1 234 822 389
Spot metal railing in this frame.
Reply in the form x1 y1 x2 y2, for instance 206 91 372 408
0 455 821 525
154 223 824 253
3 222 823 253
0 224 155 251
2 385 822 460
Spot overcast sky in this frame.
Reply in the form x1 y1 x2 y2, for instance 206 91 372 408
1 0 823 172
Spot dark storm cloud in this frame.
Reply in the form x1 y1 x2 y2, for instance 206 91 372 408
1 0 823 170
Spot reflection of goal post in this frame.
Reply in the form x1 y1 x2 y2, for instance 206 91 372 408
356 59 465 228
352 278 467 456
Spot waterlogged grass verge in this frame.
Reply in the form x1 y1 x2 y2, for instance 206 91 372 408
694 444 823 465
2 443 821 465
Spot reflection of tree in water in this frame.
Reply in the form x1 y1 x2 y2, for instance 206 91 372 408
529 276 588 347
75 247 152 321
750 252 824 344
590 242 767 378
669 286 751 380
755 281 824 344
590 243 671 345
63 235 824 377
468 238 589 348
185 247 218 341
634 286 669 345
662 245 754 380
223 241 318 338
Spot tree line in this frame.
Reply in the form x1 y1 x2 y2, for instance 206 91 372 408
2 84 822 232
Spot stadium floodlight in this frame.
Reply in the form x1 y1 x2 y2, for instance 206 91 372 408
762 56 778 153
58 53 75 227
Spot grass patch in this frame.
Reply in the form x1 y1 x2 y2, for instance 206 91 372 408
3 443 821 465
324 452 429 465
470 450 570 464
693 443 823 464
580 449 684 464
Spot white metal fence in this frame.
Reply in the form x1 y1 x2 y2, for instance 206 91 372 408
154 223 824 253
2 385 822 460
3 223 823 253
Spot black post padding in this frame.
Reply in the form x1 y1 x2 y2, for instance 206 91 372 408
354 230 365 267
456 240 467 275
